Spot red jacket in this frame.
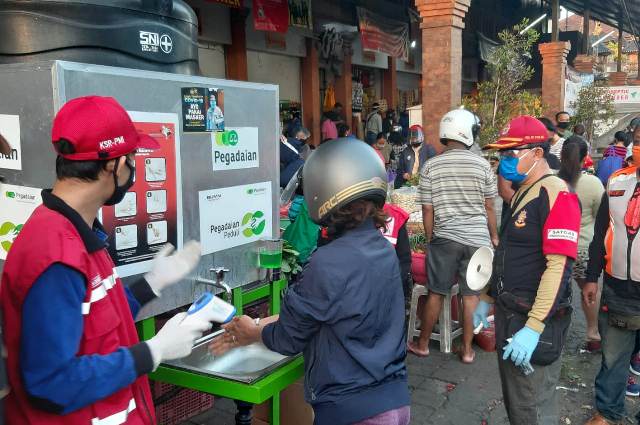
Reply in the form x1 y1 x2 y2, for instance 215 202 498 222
1 201 155 424
382 204 410 246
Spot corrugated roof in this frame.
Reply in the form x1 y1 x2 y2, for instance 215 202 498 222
562 0 640 39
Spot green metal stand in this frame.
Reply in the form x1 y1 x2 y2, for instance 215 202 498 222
137 278 300 425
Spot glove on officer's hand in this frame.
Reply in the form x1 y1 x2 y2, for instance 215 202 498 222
472 300 492 329
145 312 211 370
145 241 201 296
502 326 540 366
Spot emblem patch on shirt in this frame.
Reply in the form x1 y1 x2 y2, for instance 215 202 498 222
547 229 578 242
609 190 626 197
514 210 527 228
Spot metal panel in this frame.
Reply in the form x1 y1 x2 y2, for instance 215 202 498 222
0 60 280 320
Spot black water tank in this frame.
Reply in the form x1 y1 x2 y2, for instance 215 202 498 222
0 0 200 75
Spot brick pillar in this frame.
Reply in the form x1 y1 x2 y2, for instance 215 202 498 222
382 56 398 111
573 54 595 74
415 0 471 151
301 38 321 147
608 71 628 86
334 46 353 130
225 9 248 81
539 41 571 118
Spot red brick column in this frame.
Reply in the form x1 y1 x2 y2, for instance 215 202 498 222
382 56 398 111
415 0 471 152
573 54 595 74
539 41 571 118
225 9 248 81
608 71 628 86
301 38 321 147
334 47 353 130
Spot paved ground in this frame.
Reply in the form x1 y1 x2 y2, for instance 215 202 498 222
177 281 640 424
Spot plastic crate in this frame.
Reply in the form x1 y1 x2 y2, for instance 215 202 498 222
153 381 214 425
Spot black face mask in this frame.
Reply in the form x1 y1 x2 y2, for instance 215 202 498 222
104 158 135 206
556 122 570 130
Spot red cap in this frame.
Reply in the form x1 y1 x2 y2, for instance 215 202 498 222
483 115 548 150
51 96 160 160
583 154 594 168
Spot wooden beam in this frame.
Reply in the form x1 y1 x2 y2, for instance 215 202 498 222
618 19 623 73
551 0 560 42
582 7 590 55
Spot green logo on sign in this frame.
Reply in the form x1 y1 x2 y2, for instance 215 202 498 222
215 130 239 146
5 192 15 199
241 211 266 237
0 221 23 253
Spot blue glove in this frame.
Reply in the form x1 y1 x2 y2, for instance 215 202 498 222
503 326 541 366
472 300 492 329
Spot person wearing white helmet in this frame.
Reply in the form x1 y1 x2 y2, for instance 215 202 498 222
408 108 499 363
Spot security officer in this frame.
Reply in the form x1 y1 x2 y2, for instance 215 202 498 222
1 96 211 424
475 116 581 425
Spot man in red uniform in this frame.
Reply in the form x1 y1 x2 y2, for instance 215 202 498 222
1 96 210 424
476 116 581 424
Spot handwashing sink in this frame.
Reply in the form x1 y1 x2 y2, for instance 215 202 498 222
163 330 297 384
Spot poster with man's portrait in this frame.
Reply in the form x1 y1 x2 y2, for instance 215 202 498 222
206 88 225 132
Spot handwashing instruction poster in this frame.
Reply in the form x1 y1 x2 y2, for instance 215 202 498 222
100 112 183 277
199 181 273 255
0 184 42 260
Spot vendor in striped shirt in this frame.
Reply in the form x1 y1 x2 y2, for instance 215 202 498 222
407 108 498 364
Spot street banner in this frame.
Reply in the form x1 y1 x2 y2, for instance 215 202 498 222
288 0 312 30
606 86 640 104
254 0 289 33
357 7 409 61
205 0 242 7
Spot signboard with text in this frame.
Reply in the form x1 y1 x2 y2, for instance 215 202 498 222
606 86 640 104
212 127 259 171
199 182 273 254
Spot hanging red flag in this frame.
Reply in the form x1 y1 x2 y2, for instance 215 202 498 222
254 0 289 33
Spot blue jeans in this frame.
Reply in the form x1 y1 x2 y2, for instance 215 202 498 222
595 312 640 422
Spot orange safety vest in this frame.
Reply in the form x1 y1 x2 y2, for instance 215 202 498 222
605 166 640 282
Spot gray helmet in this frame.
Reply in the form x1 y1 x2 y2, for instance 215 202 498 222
303 138 387 224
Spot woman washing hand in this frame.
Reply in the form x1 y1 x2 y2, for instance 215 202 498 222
210 315 278 355
211 139 410 425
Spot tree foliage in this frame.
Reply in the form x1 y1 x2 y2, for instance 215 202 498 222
570 82 616 141
463 20 542 147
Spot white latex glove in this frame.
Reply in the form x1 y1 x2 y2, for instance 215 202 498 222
145 241 201 296
145 312 211 370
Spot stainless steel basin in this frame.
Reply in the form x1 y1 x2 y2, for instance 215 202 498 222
163 330 296 384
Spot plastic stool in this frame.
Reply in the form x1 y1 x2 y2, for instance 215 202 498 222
407 283 463 353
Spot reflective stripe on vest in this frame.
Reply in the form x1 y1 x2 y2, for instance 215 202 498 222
82 269 118 315
606 171 640 281
91 398 136 425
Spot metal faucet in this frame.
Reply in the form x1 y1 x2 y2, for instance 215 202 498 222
195 267 232 302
